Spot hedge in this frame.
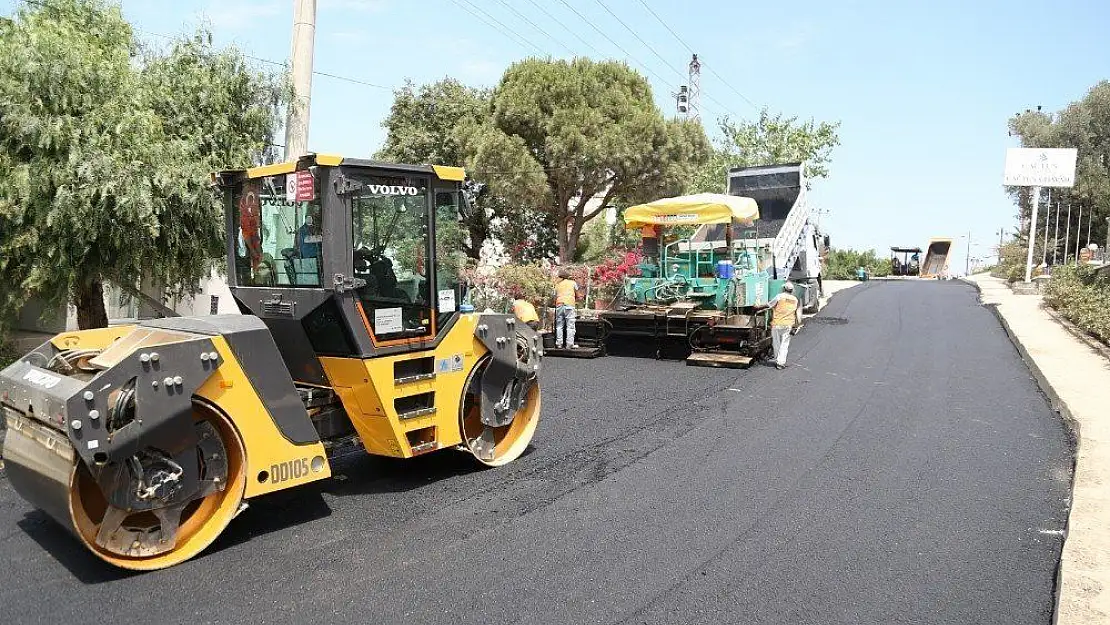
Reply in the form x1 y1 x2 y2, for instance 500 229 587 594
1043 264 1110 345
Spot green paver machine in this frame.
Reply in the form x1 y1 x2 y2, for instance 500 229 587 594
598 193 776 367
598 162 825 368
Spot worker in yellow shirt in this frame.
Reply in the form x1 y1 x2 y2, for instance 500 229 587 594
754 282 801 370
511 298 540 331
553 269 579 348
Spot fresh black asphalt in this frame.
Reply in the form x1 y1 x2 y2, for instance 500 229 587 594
0 280 1074 624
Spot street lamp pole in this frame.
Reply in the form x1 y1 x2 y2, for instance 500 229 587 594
966 230 972 276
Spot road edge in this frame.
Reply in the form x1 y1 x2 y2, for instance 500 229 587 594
960 277 1082 625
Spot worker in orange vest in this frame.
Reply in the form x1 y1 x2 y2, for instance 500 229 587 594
755 282 801 370
553 269 579 348
512 298 540 331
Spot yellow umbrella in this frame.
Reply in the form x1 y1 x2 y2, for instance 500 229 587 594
623 193 759 229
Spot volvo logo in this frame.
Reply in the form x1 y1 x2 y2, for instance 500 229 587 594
367 185 420 196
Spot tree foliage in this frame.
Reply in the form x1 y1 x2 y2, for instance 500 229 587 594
378 62 709 263
1007 81 1110 255
823 248 891 280
0 0 285 330
376 78 546 260
482 58 710 261
690 109 841 194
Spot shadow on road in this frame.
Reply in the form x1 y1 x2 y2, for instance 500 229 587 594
17 511 137 585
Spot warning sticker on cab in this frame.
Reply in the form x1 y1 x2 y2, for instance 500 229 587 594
436 354 464 373
375 307 403 334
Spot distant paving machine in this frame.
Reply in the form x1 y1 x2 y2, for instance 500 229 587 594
0 154 542 570
890 247 922 276
921 238 953 278
597 162 828 368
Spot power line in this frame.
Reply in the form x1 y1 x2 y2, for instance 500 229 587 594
552 0 674 88
445 0 533 53
704 64 760 111
450 0 545 56
493 0 574 56
633 0 760 112
16 0 393 91
593 0 684 82
523 0 608 58
633 0 693 54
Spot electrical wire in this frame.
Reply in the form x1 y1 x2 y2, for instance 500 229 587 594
552 0 673 87
592 0 684 81
493 0 575 56
633 0 761 113
15 0 393 91
449 0 545 56
523 0 608 58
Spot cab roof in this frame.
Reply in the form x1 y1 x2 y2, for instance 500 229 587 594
217 153 465 183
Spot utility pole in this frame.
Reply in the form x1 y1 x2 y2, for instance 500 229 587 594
998 228 1004 263
1023 186 1040 282
285 0 317 160
687 54 701 123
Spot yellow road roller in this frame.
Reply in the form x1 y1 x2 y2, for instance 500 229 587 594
0 155 543 570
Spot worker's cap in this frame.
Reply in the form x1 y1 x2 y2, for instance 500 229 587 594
782 282 795 292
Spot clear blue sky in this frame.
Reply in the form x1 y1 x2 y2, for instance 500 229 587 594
5 0 1109 270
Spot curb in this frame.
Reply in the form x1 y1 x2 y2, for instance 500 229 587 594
963 278 1080 625
1042 306 1110 363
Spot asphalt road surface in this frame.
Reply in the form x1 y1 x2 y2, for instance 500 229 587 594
0 280 1074 624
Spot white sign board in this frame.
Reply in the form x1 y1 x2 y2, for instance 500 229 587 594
437 289 456 313
374 307 403 334
1003 148 1077 187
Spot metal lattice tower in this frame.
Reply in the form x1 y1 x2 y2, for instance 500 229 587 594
687 54 701 122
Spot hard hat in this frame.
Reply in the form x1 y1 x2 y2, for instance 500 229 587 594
782 282 795 292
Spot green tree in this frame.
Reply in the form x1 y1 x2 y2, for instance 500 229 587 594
1007 82 1110 255
481 58 710 261
376 78 546 259
690 109 841 194
0 0 284 330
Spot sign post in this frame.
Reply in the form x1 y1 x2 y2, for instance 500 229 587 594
1003 148 1078 283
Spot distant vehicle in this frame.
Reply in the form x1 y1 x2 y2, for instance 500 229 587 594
920 238 953 279
890 247 922 276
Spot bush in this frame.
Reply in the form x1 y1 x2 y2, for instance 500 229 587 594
824 248 891 279
460 261 553 312
0 340 19 369
1044 264 1110 345
992 241 1028 283
565 250 643 307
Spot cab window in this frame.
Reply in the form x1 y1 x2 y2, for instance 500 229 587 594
434 188 467 329
351 174 432 340
233 172 322 287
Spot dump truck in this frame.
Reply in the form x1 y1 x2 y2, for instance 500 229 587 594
921 238 953 279
0 154 543 570
717 162 826 312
